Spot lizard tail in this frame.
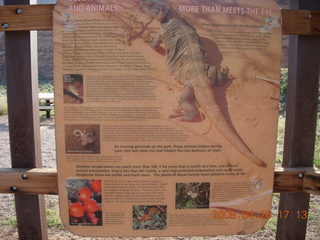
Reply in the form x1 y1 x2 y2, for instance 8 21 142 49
197 106 212 136
193 76 268 168
202 118 212 136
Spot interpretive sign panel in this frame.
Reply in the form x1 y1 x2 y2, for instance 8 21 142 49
54 0 281 237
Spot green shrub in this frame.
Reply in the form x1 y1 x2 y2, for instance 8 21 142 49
46 208 64 229
39 83 54 93
0 96 8 116
1 216 17 227
279 68 288 116
314 120 320 168
0 85 6 95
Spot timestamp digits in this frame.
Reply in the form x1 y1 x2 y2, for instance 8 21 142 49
211 209 308 220
278 210 308 220
211 209 271 220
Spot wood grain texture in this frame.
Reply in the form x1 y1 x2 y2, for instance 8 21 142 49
0 168 58 195
0 5 320 35
310 11 320 34
277 193 311 240
303 171 320 195
273 169 304 193
0 168 318 195
0 4 53 31
4 1 48 239
277 1 320 239
281 10 320 35
282 9 313 35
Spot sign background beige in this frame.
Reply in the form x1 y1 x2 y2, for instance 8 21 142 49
54 0 282 236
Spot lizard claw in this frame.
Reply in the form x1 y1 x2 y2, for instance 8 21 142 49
215 66 231 86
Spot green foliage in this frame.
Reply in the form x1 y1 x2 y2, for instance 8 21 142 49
265 214 278 232
185 199 197 209
313 120 320 168
0 85 6 95
0 208 64 229
1 216 17 227
38 76 54 93
0 78 54 94
0 79 54 116
308 201 320 230
46 208 64 229
314 155 320 168
0 96 7 116
276 117 285 163
132 205 167 230
39 83 54 93
279 68 288 116
0 83 8 116
272 193 280 205
0 202 17 227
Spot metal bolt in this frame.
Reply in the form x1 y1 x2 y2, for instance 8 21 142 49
308 14 312 19
21 173 28 180
16 8 23 15
10 186 18 192
298 173 304 179
2 23 9 29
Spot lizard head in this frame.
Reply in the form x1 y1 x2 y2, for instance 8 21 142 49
140 0 165 18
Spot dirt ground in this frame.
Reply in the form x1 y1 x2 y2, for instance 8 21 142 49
0 116 319 239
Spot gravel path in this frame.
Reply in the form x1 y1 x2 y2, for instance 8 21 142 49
0 115 318 239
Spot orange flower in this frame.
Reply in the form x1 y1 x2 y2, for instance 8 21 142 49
78 187 93 202
90 180 101 193
87 212 99 225
69 202 84 218
84 199 101 214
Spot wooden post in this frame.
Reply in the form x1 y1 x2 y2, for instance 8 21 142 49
4 0 48 239
276 1 320 240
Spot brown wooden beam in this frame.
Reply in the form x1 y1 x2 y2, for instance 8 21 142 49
276 1 320 239
303 171 320 195
0 4 53 31
0 168 58 195
0 168 319 195
310 11 320 34
4 1 48 239
282 9 320 35
0 5 320 35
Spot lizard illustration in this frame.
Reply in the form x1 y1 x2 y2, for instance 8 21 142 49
138 0 267 168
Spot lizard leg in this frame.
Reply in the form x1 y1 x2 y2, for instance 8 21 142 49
169 86 198 121
208 66 230 86
207 66 218 86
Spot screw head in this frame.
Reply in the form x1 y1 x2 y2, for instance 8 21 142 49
2 23 9 29
21 173 28 179
10 186 18 192
298 173 304 179
16 8 23 14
